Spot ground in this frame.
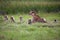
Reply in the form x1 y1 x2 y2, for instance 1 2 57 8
0 12 60 40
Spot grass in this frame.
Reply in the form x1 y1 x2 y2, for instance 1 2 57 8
0 13 60 40
0 1 60 13
1 0 60 2
0 0 60 40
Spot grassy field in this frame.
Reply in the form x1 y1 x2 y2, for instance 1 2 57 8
0 13 60 40
1 0 60 2
0 0 60 40
0 1 60 13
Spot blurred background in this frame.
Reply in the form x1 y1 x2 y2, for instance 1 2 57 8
0 0 60 14
0 0 60 40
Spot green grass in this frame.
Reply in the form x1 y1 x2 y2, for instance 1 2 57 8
0 1 60 13
0 1 60 40
1 0 60 2
0 13 60 40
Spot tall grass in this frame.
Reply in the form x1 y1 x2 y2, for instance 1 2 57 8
0 1 60 14
1 0 60 2
0 13 60 40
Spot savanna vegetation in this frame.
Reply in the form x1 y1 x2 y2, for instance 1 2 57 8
0 0 60 40
0 1 60 13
